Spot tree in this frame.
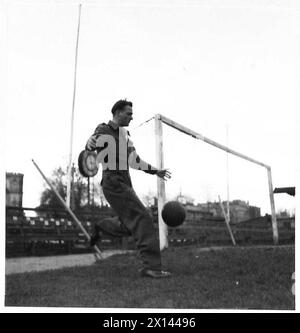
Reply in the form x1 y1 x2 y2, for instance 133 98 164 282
39 166 67 209
37 165 101 212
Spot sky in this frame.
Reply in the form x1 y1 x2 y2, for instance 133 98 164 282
2 0 300 216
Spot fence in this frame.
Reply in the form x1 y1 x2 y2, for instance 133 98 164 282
6 207 294 257
168 215 294 247
6 207 126 257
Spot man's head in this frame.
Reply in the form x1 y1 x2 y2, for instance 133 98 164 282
111 99 133 127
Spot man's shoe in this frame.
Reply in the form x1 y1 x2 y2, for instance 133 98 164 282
90 234 100 247
140 268 172 279
90 225 101 247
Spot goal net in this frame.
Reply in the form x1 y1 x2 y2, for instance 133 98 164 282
130 114 279 250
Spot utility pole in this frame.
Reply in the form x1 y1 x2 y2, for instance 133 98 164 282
87 177 90 206
66 4 82 207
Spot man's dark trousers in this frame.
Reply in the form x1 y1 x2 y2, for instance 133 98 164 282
99 170 162 271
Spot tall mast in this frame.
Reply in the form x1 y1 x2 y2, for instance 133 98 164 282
66 4 82 207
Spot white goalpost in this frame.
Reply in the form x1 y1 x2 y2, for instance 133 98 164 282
154 114 278 250
155 115 168 250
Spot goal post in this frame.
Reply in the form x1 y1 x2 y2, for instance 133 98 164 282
155 115 168 250
154 113 279 250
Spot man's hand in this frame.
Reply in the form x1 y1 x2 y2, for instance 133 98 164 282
86 136 97 151
156 169 171 181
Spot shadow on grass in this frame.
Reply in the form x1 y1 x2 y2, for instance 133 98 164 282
5 245 295 309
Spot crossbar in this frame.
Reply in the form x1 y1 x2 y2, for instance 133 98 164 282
158 114 270 169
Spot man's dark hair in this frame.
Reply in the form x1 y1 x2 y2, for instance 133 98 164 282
111 99 133 115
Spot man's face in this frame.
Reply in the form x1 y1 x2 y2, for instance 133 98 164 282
118 106 133 127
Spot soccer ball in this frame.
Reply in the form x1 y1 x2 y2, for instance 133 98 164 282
162 201 186 227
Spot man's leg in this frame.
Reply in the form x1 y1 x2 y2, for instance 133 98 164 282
90 216 131 246
102 185 162 271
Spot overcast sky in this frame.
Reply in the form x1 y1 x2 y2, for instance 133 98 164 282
2 0 300 215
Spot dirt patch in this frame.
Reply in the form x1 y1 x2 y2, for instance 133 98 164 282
6 250 134 275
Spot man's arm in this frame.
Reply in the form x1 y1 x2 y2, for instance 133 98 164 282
85 123 106 151
127 132 171 180
85 136 97 151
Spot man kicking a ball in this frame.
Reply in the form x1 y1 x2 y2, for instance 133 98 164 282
85 99 171 278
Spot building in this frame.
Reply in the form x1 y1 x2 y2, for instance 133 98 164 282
198 200 261 223
184 204 214 225
6 173 24 207
151 193 260 225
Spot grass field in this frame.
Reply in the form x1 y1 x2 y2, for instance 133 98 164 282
5 245 295 310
